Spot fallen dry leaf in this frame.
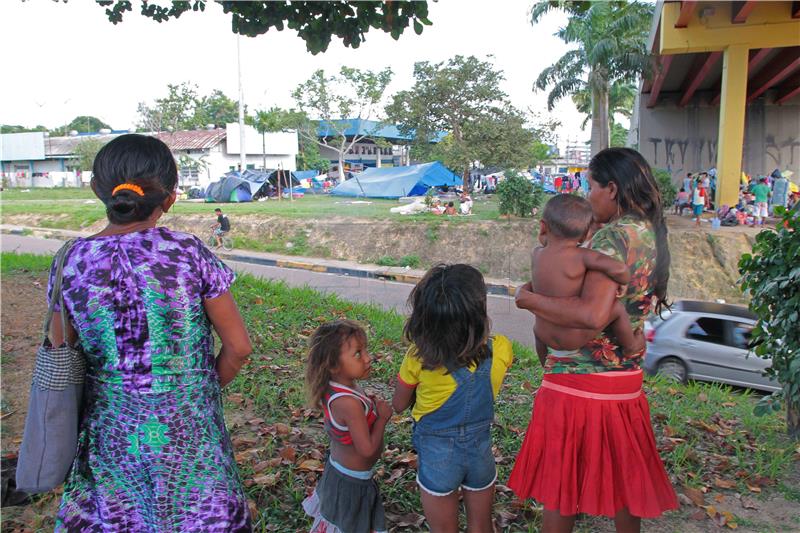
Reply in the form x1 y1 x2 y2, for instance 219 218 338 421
740 496 758 510
274 423 291 435
683 486 706 506
393 451 418 469
297 459 325 472
495 509 517 528
232 436 258 449
385 468 405 484
714 477 736 489
386 512 425 528
745 483 761 493
697 392 708 402
714 494 726 503
722 402 736 407
252 472 280 487
246 418 265 426
278 446 296 463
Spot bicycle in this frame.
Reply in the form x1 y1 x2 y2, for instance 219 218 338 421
208 231 233 251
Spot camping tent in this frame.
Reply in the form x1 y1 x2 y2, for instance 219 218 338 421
330 161 461 198
205 176 253 202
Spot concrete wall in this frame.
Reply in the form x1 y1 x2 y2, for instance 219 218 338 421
635 100 800 183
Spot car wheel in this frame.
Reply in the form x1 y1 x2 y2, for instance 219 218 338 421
657 357 688 383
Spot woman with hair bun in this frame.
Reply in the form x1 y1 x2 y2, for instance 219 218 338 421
510 147 678 532
49 134 253 531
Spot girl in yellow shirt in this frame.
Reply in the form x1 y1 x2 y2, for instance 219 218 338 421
392 264 514 533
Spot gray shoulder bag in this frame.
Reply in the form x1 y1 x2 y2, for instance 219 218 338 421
16 240 87 493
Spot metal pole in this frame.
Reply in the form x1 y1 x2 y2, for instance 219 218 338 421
237 34 246 173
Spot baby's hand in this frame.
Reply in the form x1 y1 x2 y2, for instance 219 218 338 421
376 399 393 421
616 284 628 298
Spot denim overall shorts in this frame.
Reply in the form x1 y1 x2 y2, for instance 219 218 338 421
412 343 496 496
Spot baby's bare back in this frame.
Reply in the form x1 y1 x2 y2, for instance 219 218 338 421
531 246 595 351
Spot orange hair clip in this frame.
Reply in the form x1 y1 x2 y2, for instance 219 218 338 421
111 183 145 197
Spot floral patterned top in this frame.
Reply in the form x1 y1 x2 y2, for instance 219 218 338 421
544 215 657 374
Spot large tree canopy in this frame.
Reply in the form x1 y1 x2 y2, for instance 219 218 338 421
96 1 432 54
59 116 111 135
137 82 241 132
387 55 547 186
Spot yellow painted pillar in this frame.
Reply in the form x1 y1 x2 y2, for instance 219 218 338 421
715 45 749 208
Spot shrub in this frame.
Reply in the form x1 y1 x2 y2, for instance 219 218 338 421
496 171 542 217
653 168 677 208
739 206 800 440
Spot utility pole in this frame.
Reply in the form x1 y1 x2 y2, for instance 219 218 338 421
237 34 246 173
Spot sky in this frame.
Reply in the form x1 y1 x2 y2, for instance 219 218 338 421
1 0 590 149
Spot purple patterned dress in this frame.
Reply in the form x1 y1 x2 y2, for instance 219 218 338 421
48 227 251 532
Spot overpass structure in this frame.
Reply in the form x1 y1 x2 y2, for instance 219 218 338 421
633 1 800 206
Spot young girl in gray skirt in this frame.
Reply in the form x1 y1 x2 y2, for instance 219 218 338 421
303 320 393 533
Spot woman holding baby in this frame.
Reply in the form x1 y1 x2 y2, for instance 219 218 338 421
510 147 678 532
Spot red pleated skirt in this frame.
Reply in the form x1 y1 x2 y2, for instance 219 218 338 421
508 370 678 518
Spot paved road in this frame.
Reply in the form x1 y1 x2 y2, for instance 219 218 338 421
1 234 536 346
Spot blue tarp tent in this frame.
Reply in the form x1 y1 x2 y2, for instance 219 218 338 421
330 161 461 198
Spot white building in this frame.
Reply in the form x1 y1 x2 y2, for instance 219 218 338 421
1 125 298 188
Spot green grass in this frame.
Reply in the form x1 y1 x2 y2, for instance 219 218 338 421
2 252 793 532
223 273 793 532
374 255 422 268
1 252 53 273
0 188 504 230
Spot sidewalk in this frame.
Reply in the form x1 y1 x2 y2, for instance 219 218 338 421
1 224 521 296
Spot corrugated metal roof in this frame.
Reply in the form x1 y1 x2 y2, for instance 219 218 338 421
154 129 227 151
45 134 125 157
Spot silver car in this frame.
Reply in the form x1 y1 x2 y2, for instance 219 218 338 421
643 300 779 392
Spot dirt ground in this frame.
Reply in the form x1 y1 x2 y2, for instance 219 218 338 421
3 272 799 532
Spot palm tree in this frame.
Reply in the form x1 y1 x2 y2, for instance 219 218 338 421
532 1 652 155
572 81 637 130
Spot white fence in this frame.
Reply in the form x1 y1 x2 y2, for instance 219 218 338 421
1 171 89 188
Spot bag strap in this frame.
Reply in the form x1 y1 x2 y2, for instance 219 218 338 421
42 240 77 340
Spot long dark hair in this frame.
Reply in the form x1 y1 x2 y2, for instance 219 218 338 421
305 320 367 409
589 147 671 314
91 134 177 225
404 264 491 371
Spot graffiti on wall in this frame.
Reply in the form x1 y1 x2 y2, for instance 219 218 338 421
765 135 800 168
648 137 716 168
648 136 799 170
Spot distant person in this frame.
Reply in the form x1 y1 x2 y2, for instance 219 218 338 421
683 172 693 193
430 199 445 215
554 175 563 192
751 177 771 225
212 207 231 247
771 171 790 212
444 201 457 216
528 194 641 366
692 178 706 226
674 187 690 215
459 193 473 215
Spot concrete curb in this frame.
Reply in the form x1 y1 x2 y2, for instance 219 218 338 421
1 224 521 297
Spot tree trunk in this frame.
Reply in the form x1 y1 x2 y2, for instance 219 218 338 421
463 168 470 191
338 153 345 185
262 132 267 171
789 397 800 441
590 70 610 157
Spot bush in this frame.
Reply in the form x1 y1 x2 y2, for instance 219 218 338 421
497 171 542 217
739 205 800 439
653 168 677 208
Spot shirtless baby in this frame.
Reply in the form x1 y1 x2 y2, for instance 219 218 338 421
531 194 644 366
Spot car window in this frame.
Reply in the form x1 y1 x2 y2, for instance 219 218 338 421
686 317 726 345
728 322 754 349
